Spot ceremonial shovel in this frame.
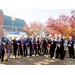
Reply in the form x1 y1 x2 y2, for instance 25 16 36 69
46 44 51 58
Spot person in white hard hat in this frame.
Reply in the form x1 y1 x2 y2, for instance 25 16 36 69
29 35 36 56
47 34 52 54
56 34 64 60
68 36 74 59
50 37 56 58
17 35 23 57
43 36 48 55
13 36 18 58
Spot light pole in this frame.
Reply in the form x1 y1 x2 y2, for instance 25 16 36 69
11 15 15 31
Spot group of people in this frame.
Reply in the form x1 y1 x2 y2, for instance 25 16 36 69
0 33 75 62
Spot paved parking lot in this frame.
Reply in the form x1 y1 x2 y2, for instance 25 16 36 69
0 56 75 65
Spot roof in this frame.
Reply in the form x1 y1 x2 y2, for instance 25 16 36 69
4 15 26 31
0 9 26 31
0 9 4 17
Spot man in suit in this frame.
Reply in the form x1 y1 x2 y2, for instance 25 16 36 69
37 36 40 55
56 34 64 60
48 34 52 44
54 34 59 59
43 36 48 55
68 36 74 59
24 35 29 57
29 36 36 56
50 37 56 58
48 34 52 54
35 37 39 55
0 33 7 62
17 36 23 57
13 36 18 58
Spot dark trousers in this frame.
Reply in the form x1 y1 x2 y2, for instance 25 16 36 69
50 49 55 58
14 48 17 57
44 47 47 55
38 47 41 55
64 50 66 57
1 49 5 61
18 47 22 56
60 48 64 60
30 48 35 56
36 48 39 54
30 48 32 56
24 47 28 56
69 48 74 59
56 48 60 58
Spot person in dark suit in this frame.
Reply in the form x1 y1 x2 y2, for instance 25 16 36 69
54 34 59 58
56 34 64 60
43 37 48 55
24 35 29 57
13 36 18 58
17 36 23 57
48 34 52 54
68 36 74 59
50 37 56 58
35 37 39 55
0 33 7 62
29 36 36 56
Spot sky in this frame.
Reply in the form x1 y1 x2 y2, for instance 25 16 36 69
1 9 74 25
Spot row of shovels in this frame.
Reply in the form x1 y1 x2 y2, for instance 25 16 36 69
3 43 57 62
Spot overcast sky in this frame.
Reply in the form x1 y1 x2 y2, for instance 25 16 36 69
2 9 74 25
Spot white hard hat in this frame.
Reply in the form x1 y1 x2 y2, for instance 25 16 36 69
37 36 39 38
49 34 52 37
55 34 57 35
59 34 62 36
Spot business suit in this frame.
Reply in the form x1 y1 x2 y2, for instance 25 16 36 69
24 38 29 56
29 39 36 56
43 39 48 55
35 40 39 54
54 37 59 58
56 38 64 60
1 36 7 62
50 40 56 58
68 39 74 59
36 38 40 55
17 39 23 56
13 39 18 57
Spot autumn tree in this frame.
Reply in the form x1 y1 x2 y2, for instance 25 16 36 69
23 21 44 37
